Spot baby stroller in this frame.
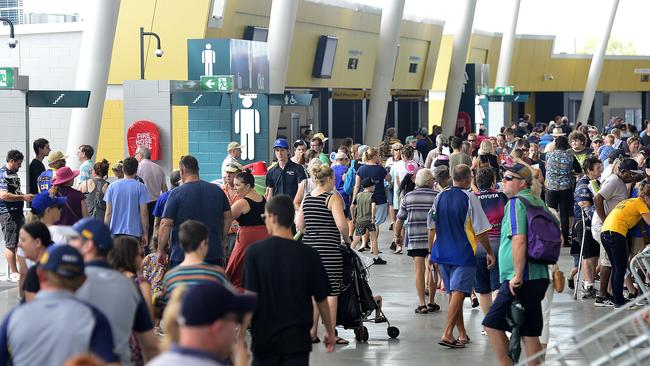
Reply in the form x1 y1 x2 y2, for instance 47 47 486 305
337 244 400 342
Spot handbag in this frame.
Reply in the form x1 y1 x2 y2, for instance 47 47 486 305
553 270 565 293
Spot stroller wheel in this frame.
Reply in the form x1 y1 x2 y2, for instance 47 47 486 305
387 326 400 339
361 326 369 342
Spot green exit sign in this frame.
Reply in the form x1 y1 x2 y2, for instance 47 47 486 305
494 86 514 96
200 75 233 92
0 67 15 88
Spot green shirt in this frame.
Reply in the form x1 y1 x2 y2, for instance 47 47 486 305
353 191 374 224
499 188 551 282
319 152 330 166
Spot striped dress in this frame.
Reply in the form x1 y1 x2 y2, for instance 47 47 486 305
302 191 343 296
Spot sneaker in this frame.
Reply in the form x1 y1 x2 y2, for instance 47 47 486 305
471 295 479 308
8 272 19 283
626 292 638 301
373 257 387 265
594 296 615 307
614 302 639 311
568 278 575 290
582 287 597 300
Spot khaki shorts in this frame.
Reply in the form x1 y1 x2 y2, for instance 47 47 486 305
591 221 610 267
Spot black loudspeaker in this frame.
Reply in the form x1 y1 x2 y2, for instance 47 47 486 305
243 26 268 42
312 35 338 79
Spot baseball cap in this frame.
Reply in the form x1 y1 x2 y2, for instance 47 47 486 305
361 177 374 188
591 135 604 143
31 191 67 215
405 161 419 174
224 162 243 173
40 245 84 278
227 142 243 152
179 282 257 326
72 218 113 251
527 135 540 144
47 151 67 164
502 162 533 185
273 138 289 149
619 158 644 175
433 165 450 181
405 136 417 144
335 152 348 160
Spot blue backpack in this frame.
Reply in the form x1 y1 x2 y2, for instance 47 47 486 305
514 196 562 264
343 160 356 196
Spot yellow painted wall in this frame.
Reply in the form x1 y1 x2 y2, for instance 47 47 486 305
206 0 444 90
96 100 124 176
171 106 189 165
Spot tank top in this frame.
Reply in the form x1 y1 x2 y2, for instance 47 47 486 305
237 196 266 226
87 177 108 219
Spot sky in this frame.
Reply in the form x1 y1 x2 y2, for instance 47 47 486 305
22 0 650 55
359 0 650 55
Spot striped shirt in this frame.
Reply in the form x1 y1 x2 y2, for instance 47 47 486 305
397 187 438 250
156 263 227 307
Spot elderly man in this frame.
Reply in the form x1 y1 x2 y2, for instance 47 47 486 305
222 142 243 180
483 163 553 365
135 146 168 244
428 164 495 348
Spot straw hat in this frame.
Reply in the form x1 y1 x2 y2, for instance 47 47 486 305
551 128 566 137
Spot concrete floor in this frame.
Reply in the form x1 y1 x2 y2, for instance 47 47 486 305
0 226 640 365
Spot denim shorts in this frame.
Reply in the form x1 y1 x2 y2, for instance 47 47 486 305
439 264 476 295
474 255 500 294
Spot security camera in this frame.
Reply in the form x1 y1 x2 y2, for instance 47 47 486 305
154 48 164 57
6 38 17 48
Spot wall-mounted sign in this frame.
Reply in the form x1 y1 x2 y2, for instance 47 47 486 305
27 90 90 108
332 89 366 100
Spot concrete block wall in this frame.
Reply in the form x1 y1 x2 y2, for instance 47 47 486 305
188 96 232 183
0 24 82 157
0 90 28 188
123 80 173 174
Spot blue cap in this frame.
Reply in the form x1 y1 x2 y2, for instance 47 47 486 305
31 191 67 215
72 218 113 251
273 138 289 149
179 282 257 326
40 245 84 278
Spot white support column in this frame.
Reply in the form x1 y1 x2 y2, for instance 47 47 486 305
495 0 521 87
66 0 121 168
267 0 299 145
576 0 619 125
364 0 405 147
441 0 477 137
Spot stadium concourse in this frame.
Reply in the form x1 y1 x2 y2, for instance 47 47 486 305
0 225 604 365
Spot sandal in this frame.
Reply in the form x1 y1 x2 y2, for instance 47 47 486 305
311 336 320 344
457 336 471 345
394 247 403 254
438 339 465 348
335 337 349 345
415 304 429 314
427 303 440 312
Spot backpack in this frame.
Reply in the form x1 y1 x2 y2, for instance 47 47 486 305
514 196 562 264
343 160 356 196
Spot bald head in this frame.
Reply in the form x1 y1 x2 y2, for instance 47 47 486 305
452 164 472 188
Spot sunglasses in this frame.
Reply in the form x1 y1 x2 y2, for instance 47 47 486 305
503 175 524 181
468 139 476 142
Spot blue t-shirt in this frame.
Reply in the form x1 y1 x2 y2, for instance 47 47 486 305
153 190 172 217
356 164 388 204
162 181 231 265
36 169 55 193
104 178 149 236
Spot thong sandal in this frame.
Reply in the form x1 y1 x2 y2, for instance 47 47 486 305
438 339 465 348
457 336 471 345
335 337 349 345
427 303 440 312
311 336 320 344
415 304 429 314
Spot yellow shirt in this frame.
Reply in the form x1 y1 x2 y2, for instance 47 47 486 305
602 198 650 235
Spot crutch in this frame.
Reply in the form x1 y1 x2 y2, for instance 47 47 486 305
574 207 588 300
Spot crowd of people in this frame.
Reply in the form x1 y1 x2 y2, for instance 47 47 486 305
0 114 649 365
